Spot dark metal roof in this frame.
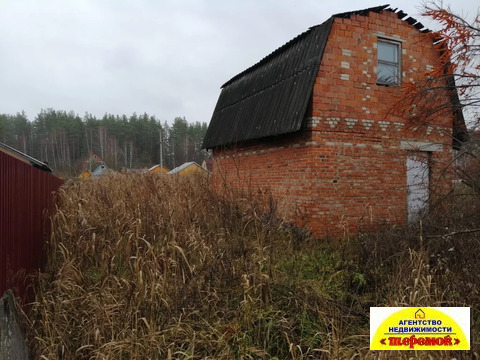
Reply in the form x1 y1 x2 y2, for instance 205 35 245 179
0 142 53 172
203 18 333 149
333 4 389 19
203 5 434 149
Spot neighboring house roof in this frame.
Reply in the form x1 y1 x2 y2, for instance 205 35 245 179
149 164 170 173
82 152 105 171
203 5 466 149
0 142 53 172
91 164 108 176
168 162 210 175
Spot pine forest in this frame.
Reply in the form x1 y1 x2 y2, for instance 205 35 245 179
0 109 209 176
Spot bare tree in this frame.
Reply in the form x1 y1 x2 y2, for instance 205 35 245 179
393 2 478 139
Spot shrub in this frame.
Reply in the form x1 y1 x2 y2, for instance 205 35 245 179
27 172 479 359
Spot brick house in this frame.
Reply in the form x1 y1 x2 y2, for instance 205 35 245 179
203 5 467 238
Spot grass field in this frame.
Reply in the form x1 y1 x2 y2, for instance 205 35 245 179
26 172 480 359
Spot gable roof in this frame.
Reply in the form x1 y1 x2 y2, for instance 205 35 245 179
91 164 108 176
0 142 53 172
203 5 436 149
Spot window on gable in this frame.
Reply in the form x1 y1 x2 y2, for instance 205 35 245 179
377 39 400 85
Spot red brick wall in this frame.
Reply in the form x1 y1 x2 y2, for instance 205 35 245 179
213 10 454 239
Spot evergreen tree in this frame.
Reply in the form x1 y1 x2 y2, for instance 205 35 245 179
1 109 209 175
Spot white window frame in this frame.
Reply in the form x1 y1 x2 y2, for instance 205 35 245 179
377 38 401 86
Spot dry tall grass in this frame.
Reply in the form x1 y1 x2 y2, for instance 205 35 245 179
26 173 479 359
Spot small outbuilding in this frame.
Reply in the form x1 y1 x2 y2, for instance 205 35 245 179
0 142 63 297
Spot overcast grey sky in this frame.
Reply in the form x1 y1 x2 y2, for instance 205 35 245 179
0 0 477 124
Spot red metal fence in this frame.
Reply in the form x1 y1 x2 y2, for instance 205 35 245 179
0 151 63 299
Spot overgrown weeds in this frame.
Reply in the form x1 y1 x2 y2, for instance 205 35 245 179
27 173 479 359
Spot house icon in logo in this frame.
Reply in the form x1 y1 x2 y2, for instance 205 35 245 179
415 309 425 319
